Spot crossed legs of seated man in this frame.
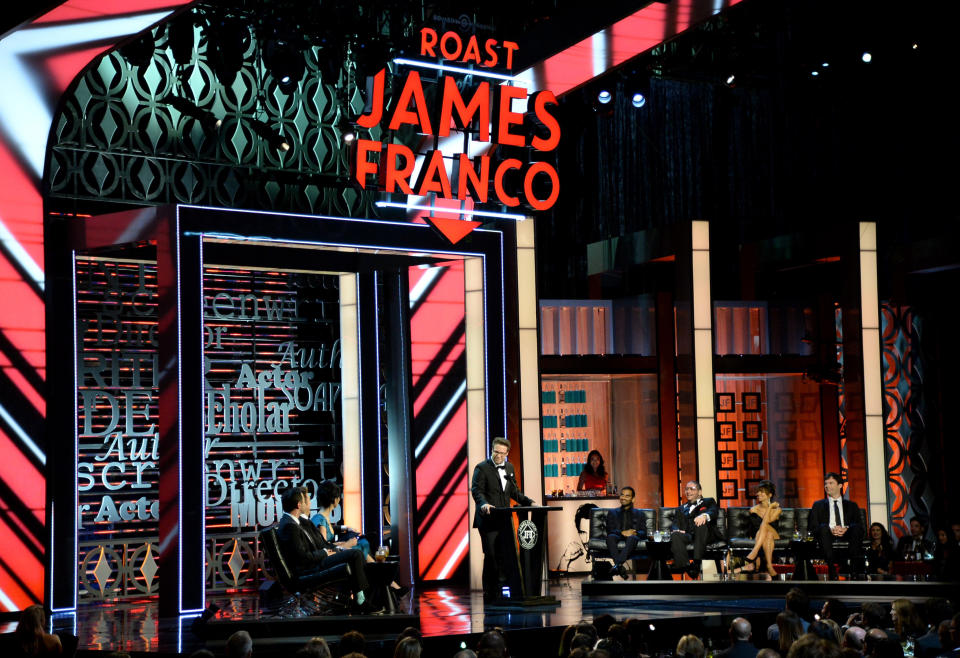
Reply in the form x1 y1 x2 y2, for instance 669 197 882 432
606 533 639 577
671 527 710 578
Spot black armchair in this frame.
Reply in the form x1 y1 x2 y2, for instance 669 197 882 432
260 526 352 616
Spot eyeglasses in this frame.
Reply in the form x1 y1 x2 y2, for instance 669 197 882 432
684 486 699 491
493 449 508 456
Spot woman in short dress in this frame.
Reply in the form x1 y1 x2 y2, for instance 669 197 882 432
731 479 781 579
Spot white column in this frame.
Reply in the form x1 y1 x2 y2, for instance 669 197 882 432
859 222 888 525
691 221 717 498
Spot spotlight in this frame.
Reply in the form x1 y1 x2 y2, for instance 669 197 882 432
250 119 290 151
210 17 249 84
811 71 819 77
263 39 305 94
119 33 155 68
597 90 612 104
167 14 195 66
164 95 222 134
821 62 829 68
339 120 356 143
725 74 736 86
649 624 656 631
631 92 646 108
861 51 872 63
911 43 918 50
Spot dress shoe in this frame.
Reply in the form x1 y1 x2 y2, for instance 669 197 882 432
686 564 701 579
391 583 410 598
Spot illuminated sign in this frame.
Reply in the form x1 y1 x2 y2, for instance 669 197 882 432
353 28 562 241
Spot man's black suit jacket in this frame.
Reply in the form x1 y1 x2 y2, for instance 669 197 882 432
717 640 758 658
277 513 326 573
671 497 720 534
471 459 533 531
605 506 647 538
809 498 862 534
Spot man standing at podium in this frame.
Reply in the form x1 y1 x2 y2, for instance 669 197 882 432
472 436 535 602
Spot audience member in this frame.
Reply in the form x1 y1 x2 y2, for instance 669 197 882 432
226 631 253 658
595 615 617 639
841 627 866 653
786 634 842 658
559 625 579 658
919 598 955 642
299 637 332 658
189 651 215 658
595 638 625 658
863 629 889 658
339 631 366 657
477 629 508 658
869 638 904 658
717 618 754 658
778 612 805 655
454 651 478 658
392 637 421 658
769 589 812 642
15 605 63 657
808 622 838 645
757 649 782 658
821 620 842 646
891 599 926 640
575 623 600 647
571 634 595 653
676 635 705 658
821 600 850 625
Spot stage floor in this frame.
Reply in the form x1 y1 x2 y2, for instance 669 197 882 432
30 575 952 657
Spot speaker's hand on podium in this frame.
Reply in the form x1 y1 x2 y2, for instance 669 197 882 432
481 503 494 515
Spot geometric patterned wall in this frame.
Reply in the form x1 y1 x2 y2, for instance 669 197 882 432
46 4 380 219
881 304 931 540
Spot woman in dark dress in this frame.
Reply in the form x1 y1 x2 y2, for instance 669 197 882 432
865 522 895 574
731 479 781 579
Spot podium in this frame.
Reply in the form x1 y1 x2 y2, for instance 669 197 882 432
491 505 562 605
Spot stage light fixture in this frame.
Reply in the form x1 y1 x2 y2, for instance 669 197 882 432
821 62 829 68
912 42 918 50
167 13 195 66
263 39 305 94
250 119 290 151
631 92 646 108
164 95 222 134
597 90 612 104
339 120 356 143
119 33 155 68
211 16 250 84
725 74 736 86
861 51 872 63
811 70 819 77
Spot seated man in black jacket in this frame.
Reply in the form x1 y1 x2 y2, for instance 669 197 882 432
670 480 720 578
276 485 372 609
605 486 646 577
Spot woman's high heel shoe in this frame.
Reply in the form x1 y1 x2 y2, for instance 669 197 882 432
731 555 758 575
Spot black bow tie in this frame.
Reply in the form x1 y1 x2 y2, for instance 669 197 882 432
496 465 506 470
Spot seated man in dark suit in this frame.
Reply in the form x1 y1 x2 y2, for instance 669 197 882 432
809 472 864 578
670 480 720 578
605 486 646 577
276 485 373 610
896 516 935 560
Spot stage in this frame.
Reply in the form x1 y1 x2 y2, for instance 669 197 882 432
15 575 951 657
